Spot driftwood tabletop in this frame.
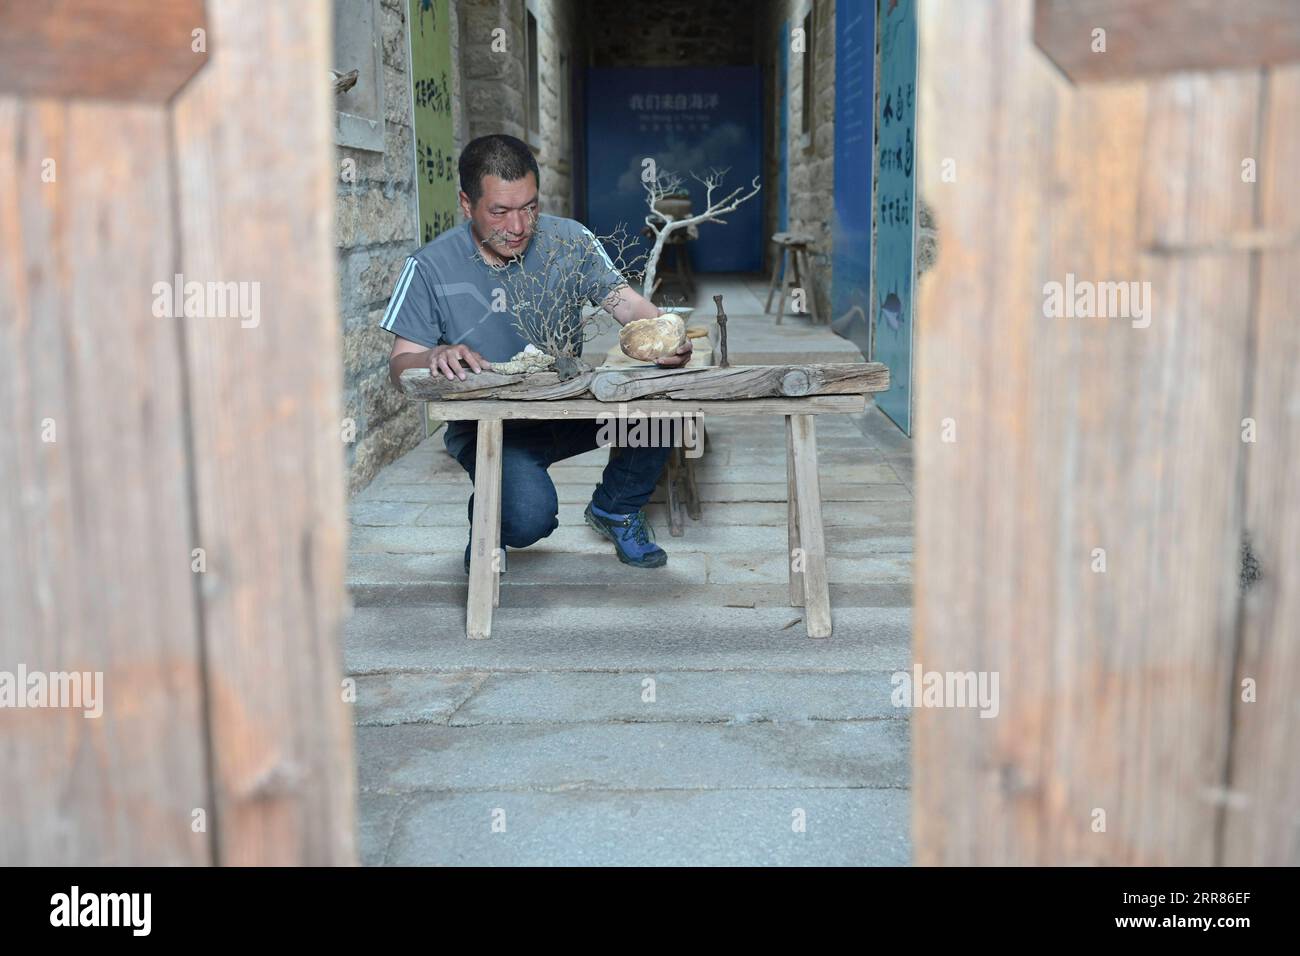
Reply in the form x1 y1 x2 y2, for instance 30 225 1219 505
399 361 889 404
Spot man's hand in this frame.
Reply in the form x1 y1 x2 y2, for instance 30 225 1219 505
431 343 492 381
389 336 491 388
654 338 693 368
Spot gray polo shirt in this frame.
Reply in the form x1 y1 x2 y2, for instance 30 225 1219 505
378 213 626 362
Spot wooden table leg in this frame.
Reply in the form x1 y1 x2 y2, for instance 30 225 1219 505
785 415 804 608
683 454 702 521
789 414 831 638
665 446 685 536
467 418 502 639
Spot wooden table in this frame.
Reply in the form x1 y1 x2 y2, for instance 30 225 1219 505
444 394 867 640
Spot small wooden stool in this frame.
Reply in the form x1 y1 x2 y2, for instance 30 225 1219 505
765 232 822 325
658 418 707 536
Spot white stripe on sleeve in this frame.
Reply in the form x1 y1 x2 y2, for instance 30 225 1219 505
380 258 417 331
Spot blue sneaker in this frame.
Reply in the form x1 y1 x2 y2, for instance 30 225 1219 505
464 540 508 575
584 502 667 568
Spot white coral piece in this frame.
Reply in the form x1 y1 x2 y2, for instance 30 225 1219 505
491 347 556 375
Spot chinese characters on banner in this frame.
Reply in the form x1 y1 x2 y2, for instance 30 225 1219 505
871 0 916 434
409 0 459 244
626 92 720 135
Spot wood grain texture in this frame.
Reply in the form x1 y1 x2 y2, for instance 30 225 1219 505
467 419 502 640
916 0 1271 865
1221 66 1300 866
170 0 354 865
402 364 889 403
403 368 594 401
1033 0 1300 82
0 98 211 865
589 364 889 402
0 0 209 102
423 396 867 420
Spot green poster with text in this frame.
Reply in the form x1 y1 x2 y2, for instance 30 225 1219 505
409 0 458 243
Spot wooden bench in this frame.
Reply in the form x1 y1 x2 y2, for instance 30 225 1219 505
441 395 867 641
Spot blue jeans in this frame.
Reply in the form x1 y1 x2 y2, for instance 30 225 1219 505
444 420 671 548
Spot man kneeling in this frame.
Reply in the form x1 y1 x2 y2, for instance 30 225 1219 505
382 134 692 570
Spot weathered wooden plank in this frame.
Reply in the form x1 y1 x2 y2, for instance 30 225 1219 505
467 419 502 639
402 368 594 401
589 364 890 402
170 0 354 865
1221 65 1300 867
1034 0 1300 83
0 0 209 102
426 396 867 420
0 98 211 864
916 0 1259 865
402 364 888 402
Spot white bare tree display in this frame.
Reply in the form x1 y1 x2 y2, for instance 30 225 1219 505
641 167 762 303
474 216 647 378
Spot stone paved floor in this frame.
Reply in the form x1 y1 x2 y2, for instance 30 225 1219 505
346 274 913 865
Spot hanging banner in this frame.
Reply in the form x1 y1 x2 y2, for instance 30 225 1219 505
872 0 917 434
831 0 876 361
408 0 459 243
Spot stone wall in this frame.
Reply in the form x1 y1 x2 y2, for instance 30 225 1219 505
337 0 434 495
584 0 759 67
459 0 582 216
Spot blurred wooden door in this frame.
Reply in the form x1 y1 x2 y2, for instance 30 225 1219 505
914 0 1300 865
0 0 355 865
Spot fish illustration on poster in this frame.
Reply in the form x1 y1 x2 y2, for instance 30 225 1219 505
871 0 916 434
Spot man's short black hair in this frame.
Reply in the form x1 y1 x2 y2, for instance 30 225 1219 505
458 134 540 204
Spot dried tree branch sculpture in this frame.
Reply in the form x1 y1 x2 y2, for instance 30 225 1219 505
642 167 762 301
473 214 647 377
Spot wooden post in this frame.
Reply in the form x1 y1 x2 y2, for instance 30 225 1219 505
0 0 209 102
1033 0 1300 82
0 0 354 865
915 0 1300 865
